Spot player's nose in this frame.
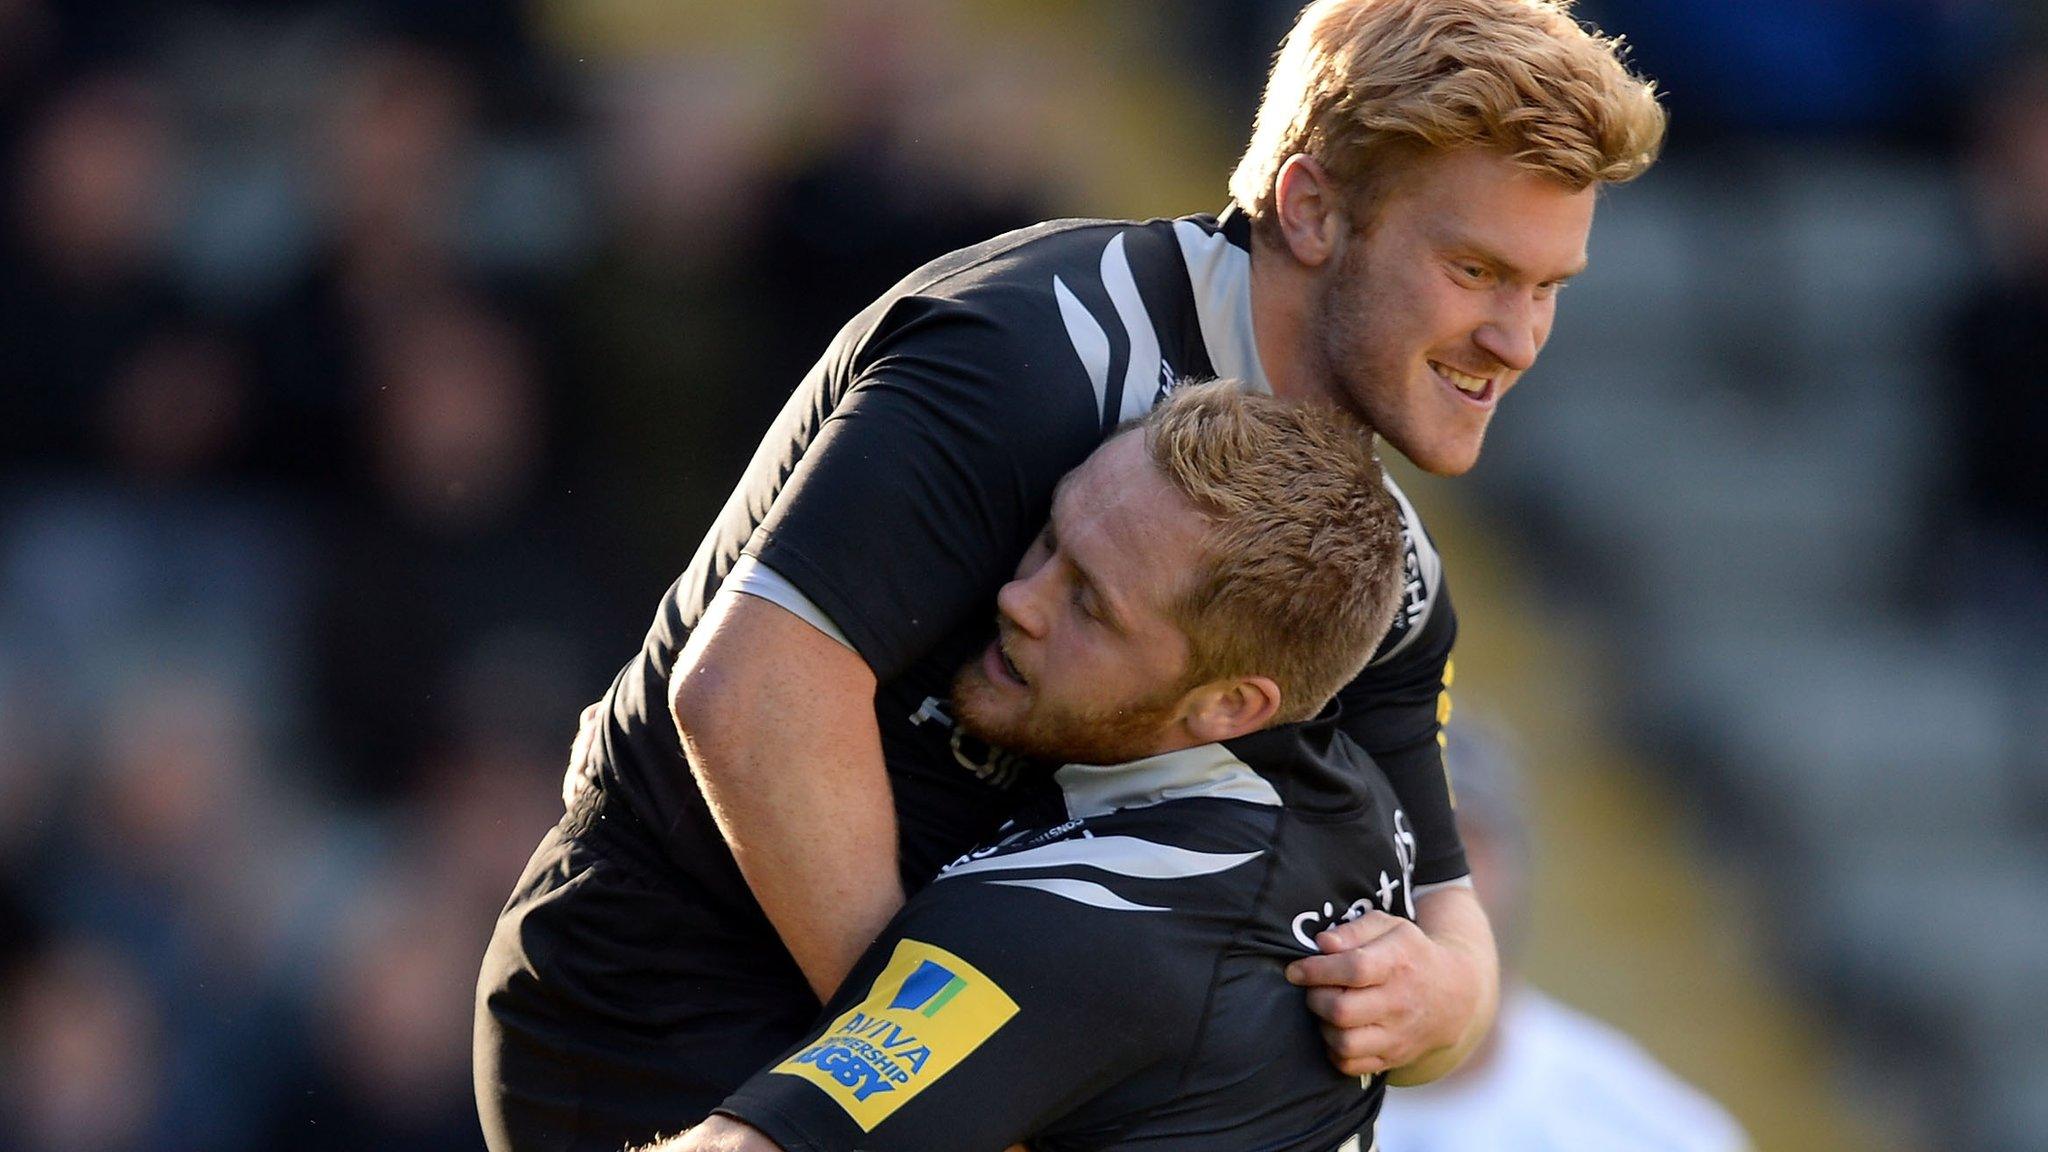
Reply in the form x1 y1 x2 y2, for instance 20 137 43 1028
996 573 1050 638
1475 299 1540 373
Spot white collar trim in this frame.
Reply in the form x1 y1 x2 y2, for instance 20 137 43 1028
1055 742 1282 819
1173 219 1271 396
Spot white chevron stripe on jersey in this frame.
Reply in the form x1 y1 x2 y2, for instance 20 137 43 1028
1099 232 1164 423
938 835 1262 883
1173 219 1271 395
1054 274 1111 418
985 877 1167 913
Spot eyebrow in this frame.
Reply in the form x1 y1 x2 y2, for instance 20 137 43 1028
1046 481 1133 634
1439 228 1588 283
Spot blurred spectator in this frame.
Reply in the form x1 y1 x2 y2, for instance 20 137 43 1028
755 0 1043 364
320 40 478 297
244 40 487 491
0 939 163 1152
97 325 257 483
0 486 313 756
310 291 611 800
41 670 349 1151
1587 0 2009 141
265 737 557 1152
1376 721 1751 1152
1945 54 2048 659
0 73 195 474
407 736 567 918
275 872 491 1152
557 59 788 595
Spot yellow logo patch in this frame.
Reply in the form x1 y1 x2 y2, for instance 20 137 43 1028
772 938 1019 1131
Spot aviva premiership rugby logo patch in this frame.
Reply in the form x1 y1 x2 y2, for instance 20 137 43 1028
774 939 1019 1130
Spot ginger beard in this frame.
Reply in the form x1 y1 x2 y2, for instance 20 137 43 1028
949 626 1198 767
1307 150 1596 477
1316 225 1501 479
947 432 1214 768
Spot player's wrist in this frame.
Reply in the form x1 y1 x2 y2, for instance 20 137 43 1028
1388 928 1495 1085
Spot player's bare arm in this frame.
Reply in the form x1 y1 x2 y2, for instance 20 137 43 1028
643 1117 1029 1152
665 388 1411 1152
479 7 1665 1144
670 591 899 1001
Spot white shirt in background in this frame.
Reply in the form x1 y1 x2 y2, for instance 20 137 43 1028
1375 986 1751 1152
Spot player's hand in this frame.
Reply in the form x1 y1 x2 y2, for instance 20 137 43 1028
640 1115 780 1152
1284 910 1481 1078
562 700 604 809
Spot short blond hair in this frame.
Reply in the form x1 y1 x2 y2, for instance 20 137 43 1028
1140 381 1404 724
1229 0 1665 233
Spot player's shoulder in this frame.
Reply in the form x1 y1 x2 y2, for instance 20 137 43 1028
836 214 1217 437
1366 469 1451 668
880 215 1198 326
922 784 1282 963
934 800 1279 919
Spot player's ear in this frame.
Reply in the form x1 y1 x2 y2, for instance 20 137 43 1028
1272 154 1346 270
1183 676 1283 744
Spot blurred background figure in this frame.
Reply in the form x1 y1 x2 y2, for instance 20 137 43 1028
1376 721 1750 1152
1947 52 2048 684
0 2 2041 1150
1 938 164 1152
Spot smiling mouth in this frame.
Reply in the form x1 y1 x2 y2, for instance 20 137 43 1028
1430 361 1496 403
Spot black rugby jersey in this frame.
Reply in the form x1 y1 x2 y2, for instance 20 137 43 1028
717 714 1414 1152
572 208 1461 922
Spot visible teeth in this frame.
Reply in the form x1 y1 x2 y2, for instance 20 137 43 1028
1434 363 1489 394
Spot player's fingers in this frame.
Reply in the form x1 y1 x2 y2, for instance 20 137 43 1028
1302 982 1419 1031
1317 1021 1396 1077
1286 914 1411 988
1314 910 1409 953
1287 946 1375 990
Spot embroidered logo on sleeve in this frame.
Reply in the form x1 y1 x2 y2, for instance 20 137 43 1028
772 939 1019 1131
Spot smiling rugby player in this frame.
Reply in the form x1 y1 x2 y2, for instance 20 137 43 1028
476 5 1664 1150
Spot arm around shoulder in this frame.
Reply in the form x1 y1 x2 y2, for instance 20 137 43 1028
669 588 899 1001
635 1115 783 1152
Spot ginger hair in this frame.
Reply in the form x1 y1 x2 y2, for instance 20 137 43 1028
1229 0 1665 234
1139 381 1405 723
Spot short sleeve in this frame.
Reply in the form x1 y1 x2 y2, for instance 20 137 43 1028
715 873 1190 1152
1334 573 1467 887
744 300 1101 682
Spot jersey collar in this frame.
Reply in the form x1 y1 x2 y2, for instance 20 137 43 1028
1174 207 1272 397
1054 743 1281 819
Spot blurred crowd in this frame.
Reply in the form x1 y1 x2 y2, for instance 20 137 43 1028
0 2 1049 1148
0 1 2041 1150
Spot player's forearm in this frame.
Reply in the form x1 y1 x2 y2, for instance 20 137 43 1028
638 1115 781 1152
671 595 903 1002
1385 885 1498 1086
690 713 902 1002
639 1116 1031 1152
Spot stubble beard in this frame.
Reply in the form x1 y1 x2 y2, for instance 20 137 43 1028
1320 247 1492 477
1319 242 1397 442
950 660 1187 767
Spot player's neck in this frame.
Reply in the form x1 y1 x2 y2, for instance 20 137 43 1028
1246 234 1367 428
